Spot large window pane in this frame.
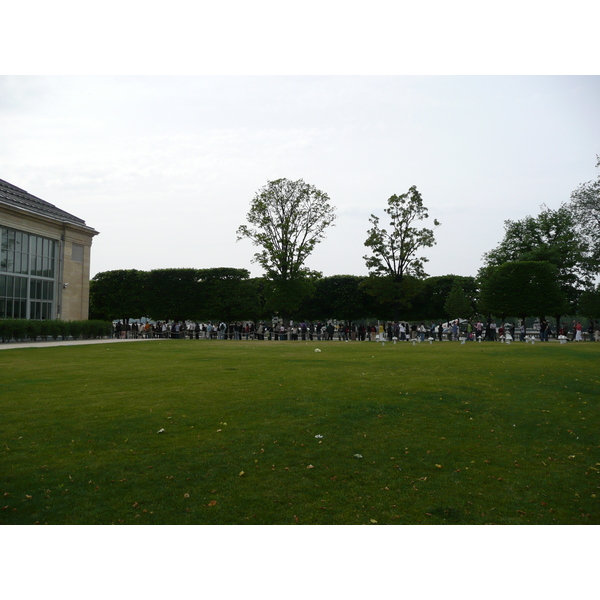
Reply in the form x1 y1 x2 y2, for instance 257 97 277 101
21 253 29 274
0 227 57 320
5 251 14 273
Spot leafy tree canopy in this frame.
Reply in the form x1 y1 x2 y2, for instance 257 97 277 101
363 186 440 282
300 275 373 322
89 269 148 322
479 261 567 320
578 285 600 319
482 205 595 310
406 275 478 322
236 178 336 282
444 280 473 321
363 186 439 319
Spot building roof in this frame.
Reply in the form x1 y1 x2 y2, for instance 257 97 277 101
0 178 96 231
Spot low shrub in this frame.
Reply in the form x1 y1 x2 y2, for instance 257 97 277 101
0 319 112 343
68 320 83 340
25 319 42 341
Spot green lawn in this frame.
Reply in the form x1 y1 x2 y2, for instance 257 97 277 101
1 339 599 524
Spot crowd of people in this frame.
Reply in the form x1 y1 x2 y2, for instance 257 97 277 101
112 318 600 342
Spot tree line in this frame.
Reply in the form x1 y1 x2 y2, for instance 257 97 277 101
90 268 482 324
90 159 600 325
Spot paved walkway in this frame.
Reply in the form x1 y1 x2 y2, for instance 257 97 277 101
0 337 162 351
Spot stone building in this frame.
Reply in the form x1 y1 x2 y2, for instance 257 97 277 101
0 178 99 320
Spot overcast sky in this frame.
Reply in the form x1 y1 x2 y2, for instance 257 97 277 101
2 75 598 281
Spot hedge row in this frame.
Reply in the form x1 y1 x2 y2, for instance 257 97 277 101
0 319 113 343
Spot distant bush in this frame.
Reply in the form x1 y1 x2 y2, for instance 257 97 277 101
0 319 112 343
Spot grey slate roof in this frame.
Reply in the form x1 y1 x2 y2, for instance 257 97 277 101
0 178 93 229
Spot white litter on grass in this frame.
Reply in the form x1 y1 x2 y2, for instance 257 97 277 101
314 348 322 353
157 428 165 434
315 435 323 439
354 454 363 459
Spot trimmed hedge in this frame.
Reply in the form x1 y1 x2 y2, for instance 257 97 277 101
0 319 112 343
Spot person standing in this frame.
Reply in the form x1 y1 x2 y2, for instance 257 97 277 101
452 320 459 341
539 319 547 342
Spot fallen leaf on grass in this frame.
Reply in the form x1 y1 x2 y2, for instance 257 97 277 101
208 500 217 507
239 471 245 476
307 465 314 469
184 493 190 498
370 519 378 524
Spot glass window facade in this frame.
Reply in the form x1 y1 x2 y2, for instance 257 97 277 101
1 226 57 319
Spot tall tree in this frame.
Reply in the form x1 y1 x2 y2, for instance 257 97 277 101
362 186 440 319
237 178 336 320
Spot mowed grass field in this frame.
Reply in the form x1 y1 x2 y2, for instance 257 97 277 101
1 339 599 525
